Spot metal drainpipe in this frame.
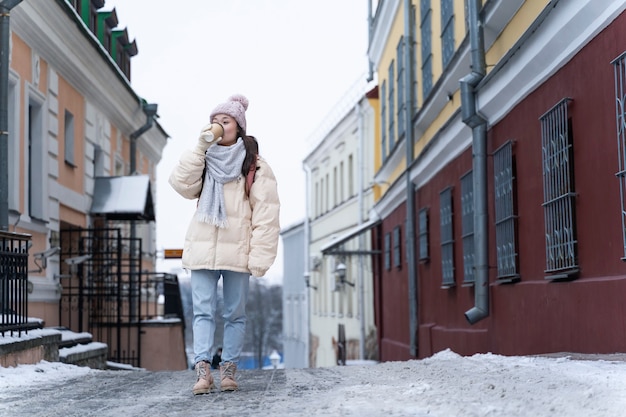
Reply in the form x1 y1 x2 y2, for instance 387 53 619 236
461 0 489 324
128 103 157 320
302 161 312 367
356 101 366 361
403 0 418 356
367 0 374 82
0 0 22 231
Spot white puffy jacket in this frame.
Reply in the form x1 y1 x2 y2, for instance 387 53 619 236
168 146 280 277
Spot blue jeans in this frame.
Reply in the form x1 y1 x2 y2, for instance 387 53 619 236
191 269 250 366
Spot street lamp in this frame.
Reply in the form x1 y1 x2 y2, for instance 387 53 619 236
304 273 317 290
269 349 281 369
335 262 355 287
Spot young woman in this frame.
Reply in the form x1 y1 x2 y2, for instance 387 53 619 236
168 94 280 394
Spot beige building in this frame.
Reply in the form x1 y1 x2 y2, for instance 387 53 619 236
1 0 186 371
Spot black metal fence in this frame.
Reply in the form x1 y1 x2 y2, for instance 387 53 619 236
0 231 31 336
59 226 185 368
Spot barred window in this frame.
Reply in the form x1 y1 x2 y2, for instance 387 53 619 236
384 232 391 271
612 52 626 259
420 0 433 100
441 0 454 68
388 61 396 149
396 37 405 139
440 187 455 287
418 208 429 261
393 226 402 268
494 141 519 281
411 4 419 110
381 81 387 162
461 171 474 284
540 98 578 277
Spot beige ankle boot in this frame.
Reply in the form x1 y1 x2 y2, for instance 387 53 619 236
220 361 238 391
192 361 215 395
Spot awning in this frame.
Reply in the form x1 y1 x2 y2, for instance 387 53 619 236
320 218 381 255
90 175 155 221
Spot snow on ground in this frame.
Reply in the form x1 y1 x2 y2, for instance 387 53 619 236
0 360 93 389
1 349 626 416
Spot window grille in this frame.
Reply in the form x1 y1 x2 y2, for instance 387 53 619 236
540 98 578 275
397 37 405 138
388 61 396 149
411 4 419 110
460 171 474 284
441 0 454 68
420 0 433 99
440 187 454 286
612 51 626 259
381 81 387 161
418 208 429 261
393 226 402 268
493 141 519 280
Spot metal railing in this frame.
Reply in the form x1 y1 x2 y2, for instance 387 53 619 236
0 231 31 336
142 272 185 323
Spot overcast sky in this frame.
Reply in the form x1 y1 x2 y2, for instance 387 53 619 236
103 0 371 283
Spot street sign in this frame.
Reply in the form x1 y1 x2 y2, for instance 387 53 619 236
163 249 183 259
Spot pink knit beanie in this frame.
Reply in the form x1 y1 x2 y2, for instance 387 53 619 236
210 94 249 131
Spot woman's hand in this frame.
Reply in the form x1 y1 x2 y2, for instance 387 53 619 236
195 123 224 153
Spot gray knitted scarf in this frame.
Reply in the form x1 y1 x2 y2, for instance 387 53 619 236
195 138 246 227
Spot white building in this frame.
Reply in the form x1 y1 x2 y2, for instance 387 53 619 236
303 79 379 367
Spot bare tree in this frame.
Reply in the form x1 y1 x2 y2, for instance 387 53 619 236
244 280 282 368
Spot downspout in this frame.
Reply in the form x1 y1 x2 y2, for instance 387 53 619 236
302 161 312 367
461 0 489 324
129 102 158 174
128 102 157 321
403 0 418 356
356 101 366 361
0 0 22 231
367 0 374 82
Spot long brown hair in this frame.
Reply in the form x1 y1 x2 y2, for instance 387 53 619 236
241 135 258 177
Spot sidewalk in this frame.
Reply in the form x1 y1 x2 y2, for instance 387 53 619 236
2 351 626 416
3 367 294 417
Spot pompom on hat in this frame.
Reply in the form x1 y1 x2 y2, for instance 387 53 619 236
210 94 249 131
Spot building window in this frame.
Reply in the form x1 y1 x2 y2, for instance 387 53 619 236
494 141 519 281
460 171 474 284
314 182 319 218
333 165 338 208
348 154 354 197
440 187 454 287
64 110 75 166
381 81 387 162
339 161 345 203
441 0 455 68
418 208 429 261
540 98 578 277
8 76 18 211
612 52 626 259
396 37 405 139
325 173 330 213
411 3 419 110
393 226 402 268
28 98 45 221
384 232 391 271
420 0 433 100
388 60 396 150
